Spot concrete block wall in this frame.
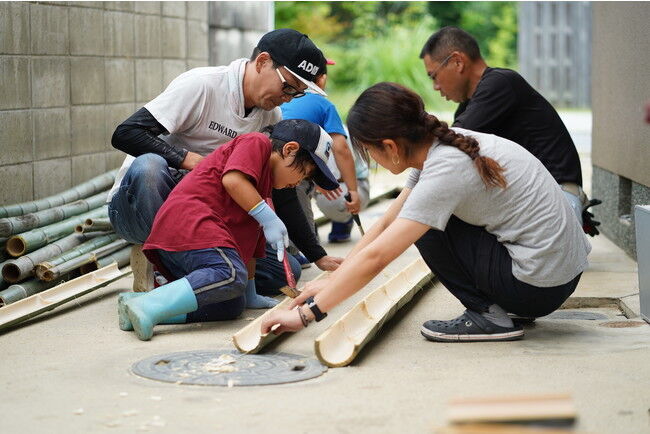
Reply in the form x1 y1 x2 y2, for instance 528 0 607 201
0 1 210 206
593 167 650 259
208 2 273 66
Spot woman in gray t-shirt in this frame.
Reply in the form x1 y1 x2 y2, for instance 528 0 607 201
262 82 590 342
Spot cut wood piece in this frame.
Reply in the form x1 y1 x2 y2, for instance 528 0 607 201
447 393 577 425
315 258 434 368
0 262 130 331
233 271 329 354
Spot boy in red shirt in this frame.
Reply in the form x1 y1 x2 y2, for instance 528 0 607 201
119 119 339 341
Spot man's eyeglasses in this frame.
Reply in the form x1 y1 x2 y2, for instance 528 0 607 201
428 53 454 83
276 68 306 98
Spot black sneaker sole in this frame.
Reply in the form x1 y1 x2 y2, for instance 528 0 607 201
420 326 524 342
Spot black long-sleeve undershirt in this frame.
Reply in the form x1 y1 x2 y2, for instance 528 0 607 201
111 107 188 169
111 107 327 262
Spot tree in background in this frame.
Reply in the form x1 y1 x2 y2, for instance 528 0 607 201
275 1 517 117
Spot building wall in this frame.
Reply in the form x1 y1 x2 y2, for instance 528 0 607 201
518 1 591 108
0 1 209 206
208 2 273 67
591 2 650 258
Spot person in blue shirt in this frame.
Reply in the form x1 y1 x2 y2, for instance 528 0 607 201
281 60 370 247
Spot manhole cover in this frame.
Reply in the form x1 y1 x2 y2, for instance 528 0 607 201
544 310 608 321
599 321 646 328
131 349 327 386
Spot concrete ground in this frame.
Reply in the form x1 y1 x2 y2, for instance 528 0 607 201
2 155 649 434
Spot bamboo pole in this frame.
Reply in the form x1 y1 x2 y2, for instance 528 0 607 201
40 239 129 281
1 233 91 283
0 191 108 238
79 245 132 274
75 217 113 234
0 169 117 218
6 206 108 257
0 238 7 262
35 234 118 280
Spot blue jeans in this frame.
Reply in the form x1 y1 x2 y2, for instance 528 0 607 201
108 153 298 293
157 247 248 322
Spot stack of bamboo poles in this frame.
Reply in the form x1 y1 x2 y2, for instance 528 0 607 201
0 170 133 307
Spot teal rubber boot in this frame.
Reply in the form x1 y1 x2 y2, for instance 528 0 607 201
123 278 198 341
118 292 187 331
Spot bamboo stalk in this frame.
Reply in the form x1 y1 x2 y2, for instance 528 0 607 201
35 234 119 280
75 217 113 234
6 206 108 257
41 239 129 281
0 169 117 218
1 233 91 283
0 238 7 262
0 191 108 238
79 245 132 274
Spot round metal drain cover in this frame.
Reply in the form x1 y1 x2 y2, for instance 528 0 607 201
544 310 608 321
131 349 326 386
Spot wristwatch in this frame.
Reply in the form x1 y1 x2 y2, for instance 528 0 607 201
304 296 328 322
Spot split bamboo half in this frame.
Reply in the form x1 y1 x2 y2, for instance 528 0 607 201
314 258 435 368
233 271 329 354
0 262 129 331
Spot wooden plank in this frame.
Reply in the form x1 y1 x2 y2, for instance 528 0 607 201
314 258 435 368
232 271 329 354
447 393 577 425
0 262 130 331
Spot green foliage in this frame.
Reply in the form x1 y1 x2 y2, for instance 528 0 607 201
275 1 518 120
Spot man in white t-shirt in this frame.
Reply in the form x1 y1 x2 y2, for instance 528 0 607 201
108 29 342 307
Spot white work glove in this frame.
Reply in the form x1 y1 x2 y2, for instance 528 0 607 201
248 201 289 261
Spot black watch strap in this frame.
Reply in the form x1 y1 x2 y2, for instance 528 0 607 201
304 296 327 322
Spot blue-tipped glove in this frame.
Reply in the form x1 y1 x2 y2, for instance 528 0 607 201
249 200 289 262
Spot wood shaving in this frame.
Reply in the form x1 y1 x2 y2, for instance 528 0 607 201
150 395 162 401
217 354 236 363
119 392 128 397
122 410 138 417
73 408 84 415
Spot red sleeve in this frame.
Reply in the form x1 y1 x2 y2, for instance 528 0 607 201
222 133 272 186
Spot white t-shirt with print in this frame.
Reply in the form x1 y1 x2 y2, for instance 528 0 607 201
108 58 282 200
399 127 591 288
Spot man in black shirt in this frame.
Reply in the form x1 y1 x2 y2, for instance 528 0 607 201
420 26 599 235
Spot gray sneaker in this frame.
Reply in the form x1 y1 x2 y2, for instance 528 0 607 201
421 310 524 342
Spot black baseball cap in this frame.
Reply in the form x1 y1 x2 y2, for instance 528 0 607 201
257 29 327 97
270 119 339 191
